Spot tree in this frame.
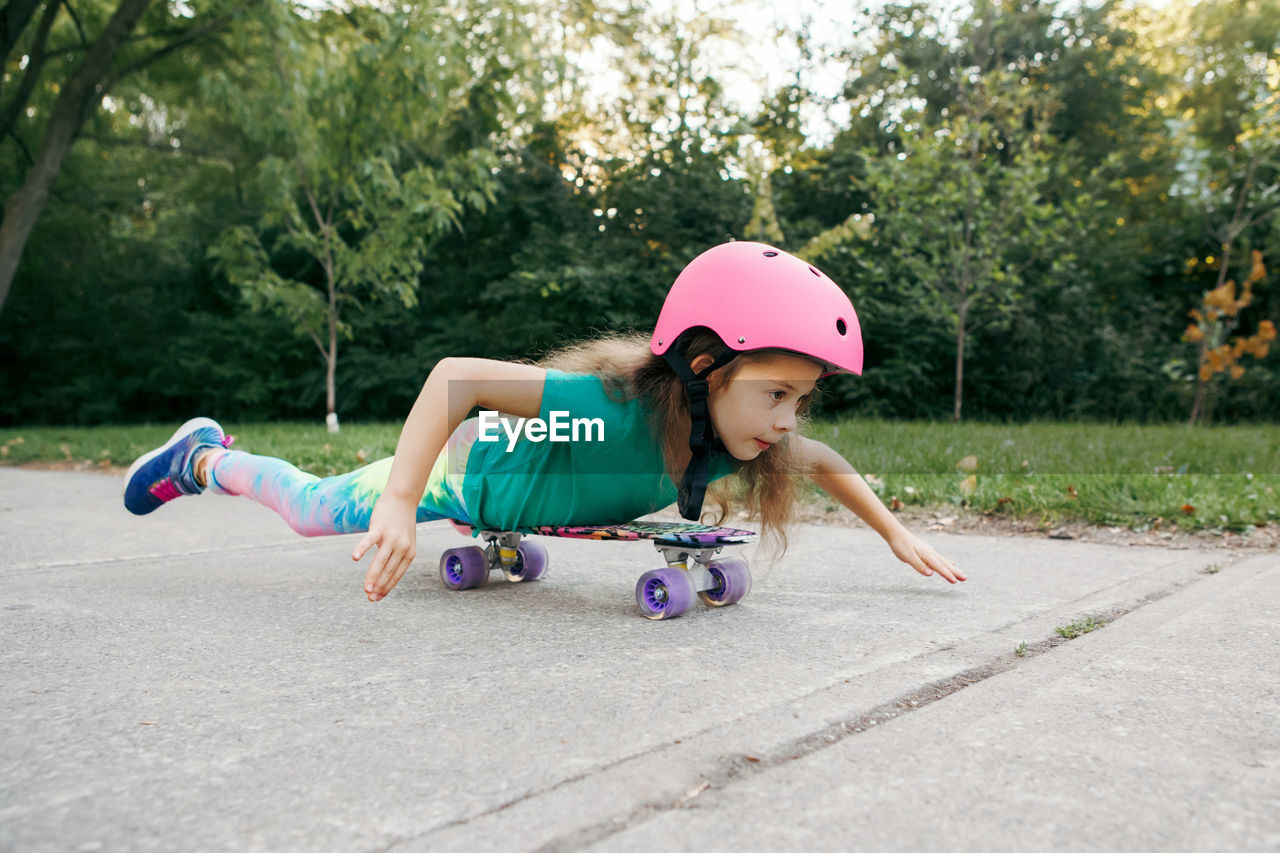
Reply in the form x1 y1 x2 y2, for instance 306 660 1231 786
0 0 241 314
1158 0 1280 424
207 2 528 431
1182 250 1275 425
853 72 1080 421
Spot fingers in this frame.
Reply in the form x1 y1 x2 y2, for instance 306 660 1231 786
363 538 416 601
910 556 938 580
363 549 385 599
901 539 965 584
359 528 390 600
921 547 965 584
352 531 376 562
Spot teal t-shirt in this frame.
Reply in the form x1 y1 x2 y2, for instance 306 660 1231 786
460 369 737 530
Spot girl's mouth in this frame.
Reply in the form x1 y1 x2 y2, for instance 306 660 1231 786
754 439 771 450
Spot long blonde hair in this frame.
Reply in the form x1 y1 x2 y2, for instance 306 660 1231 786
537 330 814 557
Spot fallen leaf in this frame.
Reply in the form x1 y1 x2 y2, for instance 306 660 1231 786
355 449 369 464
1067 485 1078 499
959 474 977 495
1181 504 1195 515
956 455 979 473
997 497 1013 506
889 497 904 511
744 755 761 763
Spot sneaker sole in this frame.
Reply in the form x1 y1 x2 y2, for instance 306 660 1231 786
122 417 225 498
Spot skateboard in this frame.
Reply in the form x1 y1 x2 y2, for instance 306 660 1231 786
439 520 758 620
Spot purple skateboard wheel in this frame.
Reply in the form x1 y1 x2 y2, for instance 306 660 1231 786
699 557 751 607
635 568 695 620
440 546 489 590
511 540 548 582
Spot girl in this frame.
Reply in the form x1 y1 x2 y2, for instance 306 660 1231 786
124 242 963 602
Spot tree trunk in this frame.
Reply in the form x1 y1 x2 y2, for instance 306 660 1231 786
0 0 154 315
1188 379 1206 427
1189 339 1209 427
954 304 968 423
325 262 339 434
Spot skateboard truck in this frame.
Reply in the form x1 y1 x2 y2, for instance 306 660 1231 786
655 543 725 594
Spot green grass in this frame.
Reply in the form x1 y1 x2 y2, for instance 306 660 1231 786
805 418 1280 533
0 422 403 479
1055 616 1105 639
2 418 1277 532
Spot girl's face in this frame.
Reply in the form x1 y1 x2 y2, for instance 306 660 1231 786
700 352 823 461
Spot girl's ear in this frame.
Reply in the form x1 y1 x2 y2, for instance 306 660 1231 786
689 353 716 373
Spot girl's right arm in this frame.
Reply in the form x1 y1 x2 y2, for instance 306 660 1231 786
353 357 548 601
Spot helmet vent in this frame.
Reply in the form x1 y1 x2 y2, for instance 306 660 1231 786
837 318 848 336
762 251 778 257
809 266 821 277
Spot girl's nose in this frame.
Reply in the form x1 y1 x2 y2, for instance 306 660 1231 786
775 410 797 433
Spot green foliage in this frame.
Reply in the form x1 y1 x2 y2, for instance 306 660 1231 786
202 2 523 420
0 0 1277 430
853 71 1084 419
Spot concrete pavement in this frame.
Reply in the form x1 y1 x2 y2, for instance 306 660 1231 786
1 468 1276 851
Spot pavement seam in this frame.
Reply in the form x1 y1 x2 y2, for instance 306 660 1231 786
528 563 1238 852
746 546 1228 716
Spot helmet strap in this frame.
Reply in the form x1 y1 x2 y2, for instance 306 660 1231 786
662 344 738 521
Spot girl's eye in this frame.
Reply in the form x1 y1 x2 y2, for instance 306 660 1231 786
770 390 787 402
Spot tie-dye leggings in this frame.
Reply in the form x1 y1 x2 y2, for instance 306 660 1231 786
203 419 480 537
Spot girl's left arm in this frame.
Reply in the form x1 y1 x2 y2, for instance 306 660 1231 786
793 435 966 584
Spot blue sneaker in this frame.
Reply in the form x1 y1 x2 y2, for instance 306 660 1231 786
123 417 233 516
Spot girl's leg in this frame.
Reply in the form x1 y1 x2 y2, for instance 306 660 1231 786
200 419 479 537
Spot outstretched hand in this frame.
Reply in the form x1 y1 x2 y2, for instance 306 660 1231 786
352 495 419 601
889 531 966 584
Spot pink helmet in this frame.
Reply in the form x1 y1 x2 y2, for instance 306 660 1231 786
651 241 863 375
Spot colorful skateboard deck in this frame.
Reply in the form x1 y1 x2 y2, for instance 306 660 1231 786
452 520 756 545
440 520 757 620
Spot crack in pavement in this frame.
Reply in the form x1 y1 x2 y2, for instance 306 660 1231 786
377 566 1225 852
528 569 1230 852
